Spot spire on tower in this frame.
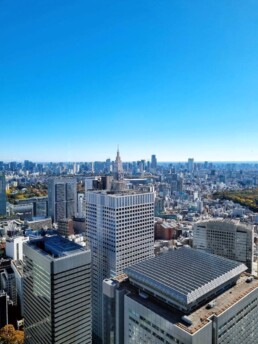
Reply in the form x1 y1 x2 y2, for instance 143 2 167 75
114 146 123 180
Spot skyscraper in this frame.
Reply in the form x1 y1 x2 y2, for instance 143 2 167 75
113 148 123 180
23 236 92 344
188 158 194 172
48 177 77 222
150 154 157 172
105 159 112 173
0 173 6 216
86 189 154 342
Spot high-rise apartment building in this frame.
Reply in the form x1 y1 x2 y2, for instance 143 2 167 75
193 219 254 273
48 177 77 222
103 247 258 344
23 236 91 344
86 190 154 342
0 173 6 216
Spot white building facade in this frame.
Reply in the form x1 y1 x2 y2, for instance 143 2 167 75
5 236 29 261
86 190 154 342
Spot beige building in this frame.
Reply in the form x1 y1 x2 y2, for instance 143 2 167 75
193 219 254 273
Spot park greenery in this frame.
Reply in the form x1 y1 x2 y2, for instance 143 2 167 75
6 181 85 205
213 188 258 212
7 183 48 204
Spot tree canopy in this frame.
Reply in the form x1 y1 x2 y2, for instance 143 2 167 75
0 325 24 344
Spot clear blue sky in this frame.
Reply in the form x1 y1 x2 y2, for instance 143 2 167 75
1 0 258 162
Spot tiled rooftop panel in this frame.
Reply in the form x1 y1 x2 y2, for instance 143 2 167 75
125 247 247 310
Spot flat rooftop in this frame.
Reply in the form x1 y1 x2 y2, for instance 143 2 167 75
125 247 247 311
195 218 254 231
87 189 152 196
178 274 258 334
160 222 175 229
112 273 128 283
6 236 28 243
27 236 87 258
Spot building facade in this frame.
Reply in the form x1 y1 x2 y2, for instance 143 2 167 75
103 247 258 344
0 267 17 306
48 177 77 222
86 190 154 342
113 148 123 180
0 173 6 216
11 260 25 316
193 219 254 273
123 278 258 344
23 236 91 344
0 292 8 327
188 158 194 172
150 155 157 172
15 197 48 218
5 236 29 261
57 218 74 237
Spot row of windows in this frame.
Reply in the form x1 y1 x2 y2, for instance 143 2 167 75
128 314 183 344
219 297 258 338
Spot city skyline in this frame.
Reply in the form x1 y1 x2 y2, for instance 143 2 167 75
2 156 258 164
1 1 258 162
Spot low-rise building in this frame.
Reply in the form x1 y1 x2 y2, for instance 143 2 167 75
193 219 254 273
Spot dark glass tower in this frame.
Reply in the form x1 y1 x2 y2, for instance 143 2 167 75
0 173 6 216
23 236 92 344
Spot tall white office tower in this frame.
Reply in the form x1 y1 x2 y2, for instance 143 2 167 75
86 190 155 343
23 236 92 344
48 177 77 222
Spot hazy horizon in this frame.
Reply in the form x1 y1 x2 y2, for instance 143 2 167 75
2 158 258 164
